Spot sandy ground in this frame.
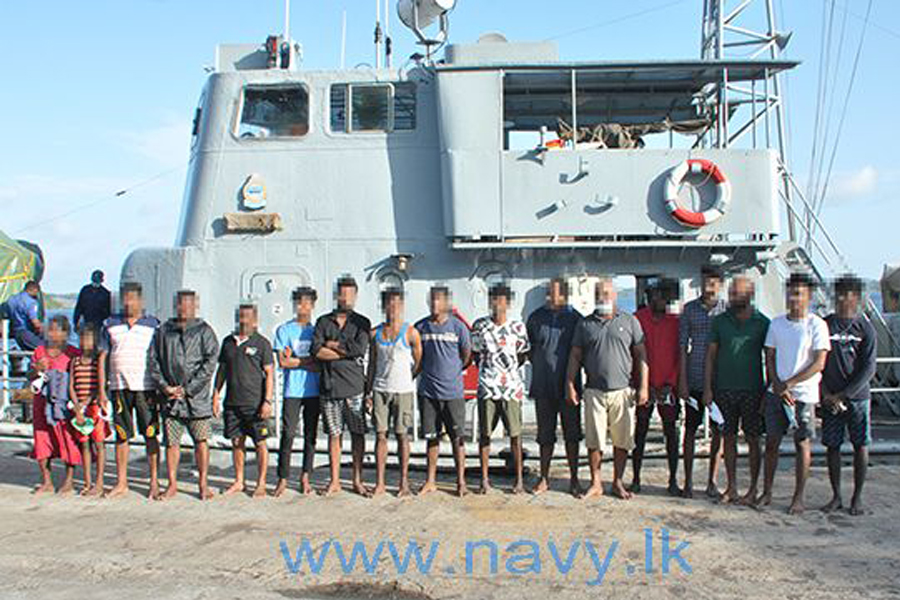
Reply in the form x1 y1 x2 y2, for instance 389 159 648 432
0 442 898 600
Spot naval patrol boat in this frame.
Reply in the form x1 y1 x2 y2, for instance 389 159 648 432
122 0 817 335
117 0 900 422
3 0 899 438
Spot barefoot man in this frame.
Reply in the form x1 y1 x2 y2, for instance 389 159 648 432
213 304 275 498
150 290 219 501
415 286 472 497
820 275 876 516
100 282 162 499
312 276 372 497
567 276 649 500
704 275 769 504
632 278 682 497
472 283 530 495
760 273 830 514
526 278 583 497
273 287 321 498
678 265 726 499
367 288 422 497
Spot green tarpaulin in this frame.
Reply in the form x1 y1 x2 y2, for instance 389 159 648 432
0 230 41 306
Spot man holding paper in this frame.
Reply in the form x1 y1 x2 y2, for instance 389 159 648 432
760 273 830 514
704 275 770 505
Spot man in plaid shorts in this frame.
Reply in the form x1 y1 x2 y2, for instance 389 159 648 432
705 275 770 505
313 276 372 497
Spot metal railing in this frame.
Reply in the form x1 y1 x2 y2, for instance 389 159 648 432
1 319 33 422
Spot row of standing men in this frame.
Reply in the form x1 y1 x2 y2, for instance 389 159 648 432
26 269 875 514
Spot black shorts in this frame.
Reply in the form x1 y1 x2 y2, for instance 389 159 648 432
112 390 160 441
224 404 270 445
684 389 707 432
719 390 764 438
420 397 466 441
534 396 582 446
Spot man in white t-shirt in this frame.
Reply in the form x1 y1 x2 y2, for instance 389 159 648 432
759 273 830 514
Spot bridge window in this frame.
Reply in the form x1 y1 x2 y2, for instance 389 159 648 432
330 82 416 133
237 84 309 139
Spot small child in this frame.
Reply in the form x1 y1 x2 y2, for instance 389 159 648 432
68 324 110 496
30 316 81 496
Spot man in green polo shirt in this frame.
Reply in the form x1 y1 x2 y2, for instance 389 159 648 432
704 275 769 505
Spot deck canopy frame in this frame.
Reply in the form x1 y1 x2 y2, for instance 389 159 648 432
437 59 797 150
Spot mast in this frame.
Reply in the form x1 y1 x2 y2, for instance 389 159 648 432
700 0 796 240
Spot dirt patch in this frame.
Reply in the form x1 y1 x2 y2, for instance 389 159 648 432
279 581 433 599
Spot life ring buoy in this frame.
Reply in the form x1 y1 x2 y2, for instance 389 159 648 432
664 159 731 228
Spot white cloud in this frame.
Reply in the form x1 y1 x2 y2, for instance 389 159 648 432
828 165 878 203
116 115 192 166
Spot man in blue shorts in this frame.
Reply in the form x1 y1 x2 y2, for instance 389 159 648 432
820 275 876 516
761 273 830 514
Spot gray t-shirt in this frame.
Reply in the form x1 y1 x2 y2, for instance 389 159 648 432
572 311 644 392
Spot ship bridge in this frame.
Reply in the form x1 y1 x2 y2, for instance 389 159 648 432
434 39 798 259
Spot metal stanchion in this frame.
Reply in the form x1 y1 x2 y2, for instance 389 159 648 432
1 320 9 420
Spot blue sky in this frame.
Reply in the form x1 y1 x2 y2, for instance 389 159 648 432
1 0 897 293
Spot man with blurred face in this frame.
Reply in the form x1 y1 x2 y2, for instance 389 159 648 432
367 289 422 497
704 275 769 504
472 284 530 494
274 287 321 498
820 276 876 516
74 270 112 329
415 286 472 497
101 282 161 499
8 280 44 351
567 277 649 500
678 265 726 498
761 273 830 514
313 277 372 497
632 279 682 496
150 291 219 500
213 304 275 498
527 278 583 497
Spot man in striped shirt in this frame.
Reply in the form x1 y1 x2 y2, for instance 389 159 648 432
100 282 162 499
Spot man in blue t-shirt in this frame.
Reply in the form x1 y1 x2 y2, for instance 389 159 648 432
7 281 43 351
415 286 472 497
273 287 321 497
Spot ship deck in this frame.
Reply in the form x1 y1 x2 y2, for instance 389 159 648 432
0 430 898 599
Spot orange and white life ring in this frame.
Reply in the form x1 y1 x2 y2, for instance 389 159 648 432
664 159 731 228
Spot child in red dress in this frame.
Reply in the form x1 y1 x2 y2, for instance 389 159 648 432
68 324 110 496
30 316 81 496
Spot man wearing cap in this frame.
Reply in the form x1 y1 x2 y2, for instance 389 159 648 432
74 270 112 330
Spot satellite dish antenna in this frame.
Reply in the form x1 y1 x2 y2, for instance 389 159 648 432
397 0 456 58
477 32 508 44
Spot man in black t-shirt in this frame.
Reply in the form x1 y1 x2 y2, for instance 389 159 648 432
820 276 877 516
213 304 275 498
527 278 583 497
312 276 371 497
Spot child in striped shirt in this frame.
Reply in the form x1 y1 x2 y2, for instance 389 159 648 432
68 324 110 496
